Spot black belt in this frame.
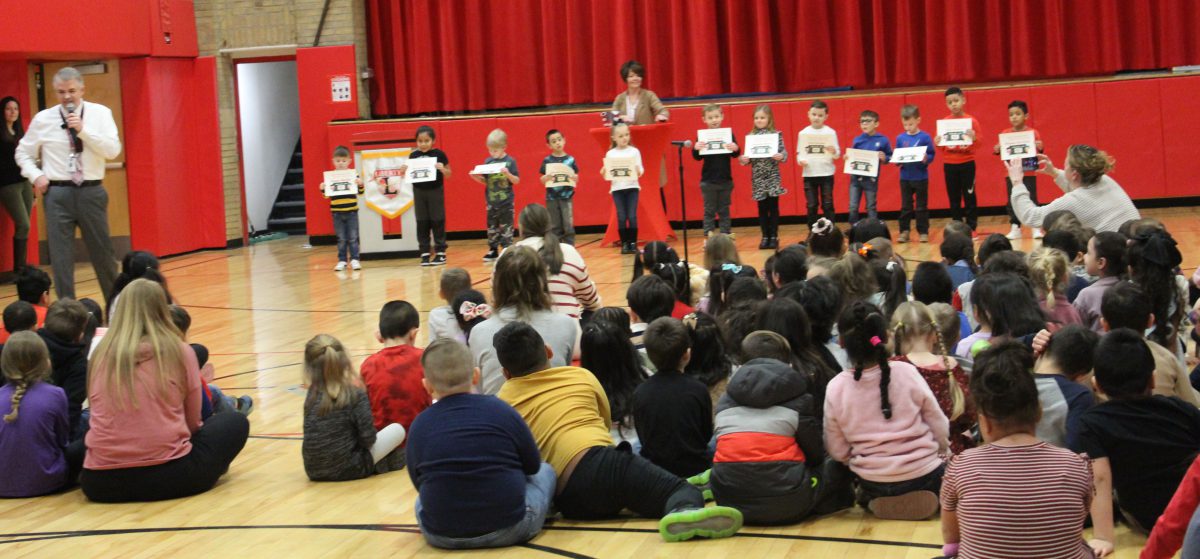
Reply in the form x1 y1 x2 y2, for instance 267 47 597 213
48 180 102 187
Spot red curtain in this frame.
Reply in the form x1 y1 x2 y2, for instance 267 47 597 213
366 0 1200 116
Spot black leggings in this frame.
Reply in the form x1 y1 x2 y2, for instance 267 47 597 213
555 446 702 519
80 412 250 503
757 197 780 237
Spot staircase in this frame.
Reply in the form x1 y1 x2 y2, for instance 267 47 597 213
265 139 307 235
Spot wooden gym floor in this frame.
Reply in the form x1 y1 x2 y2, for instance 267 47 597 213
4 208 1197 558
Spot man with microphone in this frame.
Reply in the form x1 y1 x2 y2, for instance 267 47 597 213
15 67 121 303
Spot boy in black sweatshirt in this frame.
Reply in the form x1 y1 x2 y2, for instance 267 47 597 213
692 104 740 238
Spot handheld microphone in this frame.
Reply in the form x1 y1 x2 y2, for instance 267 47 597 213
65 102 76 113
671 140 693 148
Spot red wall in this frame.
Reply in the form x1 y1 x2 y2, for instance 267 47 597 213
297 46 361 236
306 74 1200 237
121 57 226 255
0 0 196 59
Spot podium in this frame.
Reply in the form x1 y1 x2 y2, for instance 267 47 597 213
589 124 676 246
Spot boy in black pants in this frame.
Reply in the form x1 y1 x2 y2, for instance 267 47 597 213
403 125 452 266
935 87 982 232
692 104 740 239
633 317 713 478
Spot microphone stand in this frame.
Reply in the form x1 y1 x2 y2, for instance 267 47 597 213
674 143 690 268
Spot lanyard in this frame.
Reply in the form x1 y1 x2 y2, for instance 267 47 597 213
60 104 84 153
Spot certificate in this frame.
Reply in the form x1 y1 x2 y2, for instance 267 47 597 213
998 131 1037 161
323 169 358 197
404 156 437 183
798 134 833 160
545 163 576 188
843 149 880 177
603 157 637 181
470 162 508 175
891 145 928 164
744 133 779 159
697 128 734 155
937 118 974 147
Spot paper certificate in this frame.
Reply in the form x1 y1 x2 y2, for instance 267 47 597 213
937 118 974 147
603 157 637 181
323 169 358 197
470 162 508 175
843 149 880 177
405 157 437 183
744 133 780 159
891 145 928 164
798 134 833 160
697 128 734 155
545 163 576 188
998 131 1037 161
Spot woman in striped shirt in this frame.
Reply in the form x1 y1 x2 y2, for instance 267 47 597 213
514 204 600 319
941 341 1098 559
1008 144 1140 233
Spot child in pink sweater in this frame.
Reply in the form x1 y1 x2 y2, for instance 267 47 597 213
824 300 951 520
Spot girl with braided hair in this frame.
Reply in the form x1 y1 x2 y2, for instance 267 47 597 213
0 331 83 496
824 300 950 520
1127 227 1186 356
889 301 976 454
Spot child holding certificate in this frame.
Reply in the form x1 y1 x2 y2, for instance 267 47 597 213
318 146 364 271
470 129 520 262
739 104 787 249
848 110 893 226
601 123 644 254
894 105 935 243
400 126 452 266
692 104 740 239
539 129 580 245
935 87 983 233
797 100 840 229
994 100 1045 241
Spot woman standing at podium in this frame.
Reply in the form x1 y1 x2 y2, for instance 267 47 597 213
611 61 669 125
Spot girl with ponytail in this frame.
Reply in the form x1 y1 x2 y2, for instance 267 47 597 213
0 331 83 497
889 301 976 454
823 300 951 520
516 203 600 320
301 333 407 481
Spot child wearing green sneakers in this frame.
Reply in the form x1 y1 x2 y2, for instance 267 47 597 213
495 321 741 542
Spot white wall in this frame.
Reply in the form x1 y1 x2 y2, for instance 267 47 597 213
237 61 301 232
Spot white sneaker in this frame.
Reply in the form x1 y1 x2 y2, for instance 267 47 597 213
333 261 347 271
350 259 362 270
1005 224 1022 240
1033 228 1044 239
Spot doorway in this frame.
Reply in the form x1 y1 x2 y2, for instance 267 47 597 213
233 59 302 238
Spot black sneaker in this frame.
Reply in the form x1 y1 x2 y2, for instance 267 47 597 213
431 254 447 266
419 253 431 266
482 249 499 262
758 237 769 249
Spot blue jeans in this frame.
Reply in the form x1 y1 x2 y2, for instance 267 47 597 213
856 463 945 505
416 463 556 549
332 211 360 261
612 189 639 230
848 176 878 224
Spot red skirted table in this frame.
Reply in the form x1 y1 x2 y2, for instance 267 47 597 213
589 124 675 246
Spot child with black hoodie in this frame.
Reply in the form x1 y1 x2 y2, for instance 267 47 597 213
36 299 89 439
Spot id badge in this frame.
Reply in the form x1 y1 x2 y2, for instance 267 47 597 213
68 153 80 174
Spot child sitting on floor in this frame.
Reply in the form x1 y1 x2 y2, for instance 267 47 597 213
1032 324 1098 449
889 301 975 454
428 268 471 343
633 317 713 478
451 289 491 347
361 301 430 444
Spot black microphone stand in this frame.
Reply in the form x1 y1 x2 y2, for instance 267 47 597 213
674 143 690 268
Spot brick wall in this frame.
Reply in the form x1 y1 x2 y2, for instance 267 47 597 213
194 0 370 242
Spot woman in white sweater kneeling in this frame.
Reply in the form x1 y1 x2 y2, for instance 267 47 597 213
1008 144 1140 233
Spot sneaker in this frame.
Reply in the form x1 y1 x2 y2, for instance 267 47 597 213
897 231 909 244
236 395 254 417
419 253 431 266
867 490 940 520
351 259 362 270
621 242 637 255
431 254 447 266
687 469 714 502
1006 224 1022 240
919 233 929 243
758 237 769 250
482 249 499 262
1033 227 1044 239
658 506 742 542
333 261 347 271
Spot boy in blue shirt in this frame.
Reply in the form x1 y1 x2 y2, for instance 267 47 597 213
893 105 935 243
406 339 554 549
538 129 579 245
848 110 893 226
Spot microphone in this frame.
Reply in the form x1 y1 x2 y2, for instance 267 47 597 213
65 102 76 113
671 140 693 148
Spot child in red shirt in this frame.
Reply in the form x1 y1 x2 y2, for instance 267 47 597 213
993 100 1045 240
935 87 983 232
361 300 431 432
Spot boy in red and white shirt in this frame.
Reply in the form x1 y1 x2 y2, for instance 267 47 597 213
994 100 1045 240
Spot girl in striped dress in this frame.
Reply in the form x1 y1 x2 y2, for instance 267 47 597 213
739 105 788 249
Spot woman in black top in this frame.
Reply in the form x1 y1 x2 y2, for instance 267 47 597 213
0 96 33 276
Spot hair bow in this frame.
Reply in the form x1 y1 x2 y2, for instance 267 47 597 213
857 242 874 258
459 301 493 321
869 335 883 347
811 218 833 235
722 263 743 274
886 260 897 272
1135 231 1182 269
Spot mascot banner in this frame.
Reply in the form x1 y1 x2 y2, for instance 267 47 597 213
360 148 414 219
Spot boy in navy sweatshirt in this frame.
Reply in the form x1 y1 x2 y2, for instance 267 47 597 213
848 110 893 225
893 104 936 243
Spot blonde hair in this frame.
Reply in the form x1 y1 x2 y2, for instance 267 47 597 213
486 128 508 148
89 279 187 410
2 331 52 423
753 104 776 132
1028 247 1071 309
492 245 553 320
610 122 631 149
703 103 722 115
303 334 360 417
1066 144 1115 185
704 233 741 270
890 301 965 420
